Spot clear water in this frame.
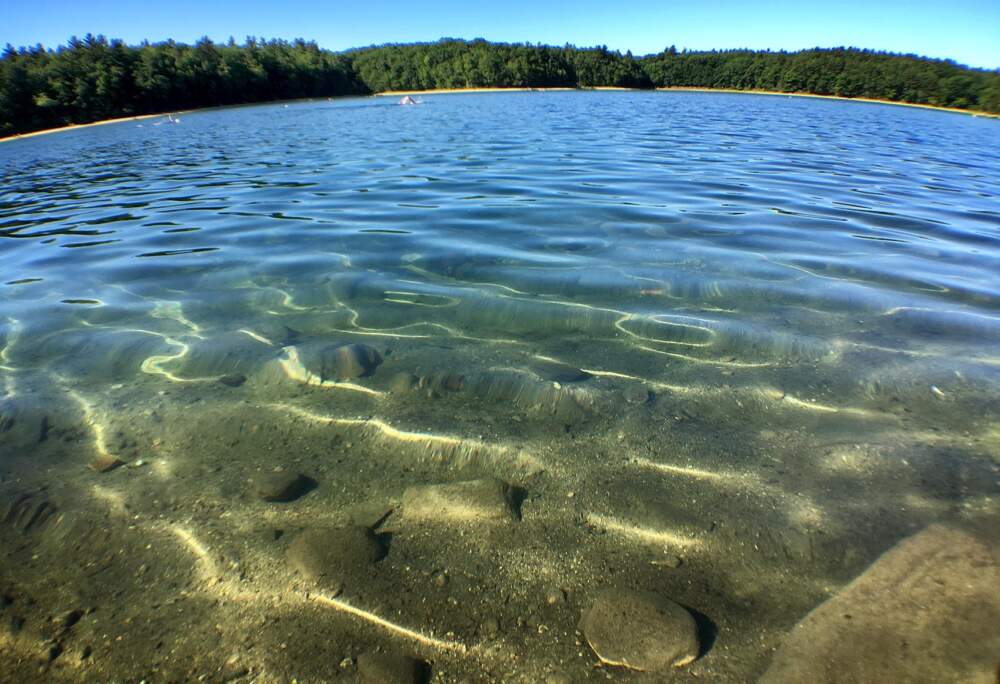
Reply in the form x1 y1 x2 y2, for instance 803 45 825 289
1 92 998 681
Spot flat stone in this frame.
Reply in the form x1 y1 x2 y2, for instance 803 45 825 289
89 453 124 473
218 373 246 387
529 359 591 383
623 385 652 404
401 479 520 523
759 524 1000 684
286 526 386 588
252 471 310 502
389 372 419 394
357 652 427 684
581 589 699 672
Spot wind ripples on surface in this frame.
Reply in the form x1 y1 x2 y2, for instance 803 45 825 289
1 92 998 681
3 92 999 451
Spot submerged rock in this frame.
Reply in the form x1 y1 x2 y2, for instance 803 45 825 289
357 651 428 684
329 343 382 379
401 478 521 523
462 370 594 423
623 384 652 404
299 342 383 381
431 372 465 392
759 524 1000 683
286 526 386 589
389 372 419 394
89 454 125 473
252 471 311 502
581 589 699 672
174 331 273 378
218 373 246 388
528 358 592 384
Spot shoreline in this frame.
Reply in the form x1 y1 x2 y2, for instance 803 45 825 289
376 86 635 96
384 85 999 118
0 112 178 144
656 87 1000 118
3 87 995 143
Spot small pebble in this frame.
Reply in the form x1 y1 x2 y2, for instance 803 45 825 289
480 617 500 636
47 643 63 663
546 588 567 605
652 554 683 568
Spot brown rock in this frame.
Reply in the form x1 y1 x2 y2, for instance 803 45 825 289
252 471 310 502
581 589 699 672
759 524 1000 684
287 526 386 589
89 453 124 473
357 652 427 684
330 343 382 379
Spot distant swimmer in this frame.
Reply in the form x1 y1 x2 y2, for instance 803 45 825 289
153 113 180 126
399 95 418 105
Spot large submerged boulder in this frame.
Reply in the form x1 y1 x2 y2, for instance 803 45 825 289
759 524 1000 683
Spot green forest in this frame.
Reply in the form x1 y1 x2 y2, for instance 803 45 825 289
2 36 998 136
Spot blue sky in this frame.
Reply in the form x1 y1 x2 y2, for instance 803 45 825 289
3 0 999 69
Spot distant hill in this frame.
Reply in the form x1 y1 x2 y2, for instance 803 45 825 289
2 36 998 136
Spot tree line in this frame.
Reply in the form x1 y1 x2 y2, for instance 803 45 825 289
2 36 997 136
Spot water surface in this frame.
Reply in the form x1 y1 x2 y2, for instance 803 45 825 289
1 92 998 682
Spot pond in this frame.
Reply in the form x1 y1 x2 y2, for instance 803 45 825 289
1 91 998 682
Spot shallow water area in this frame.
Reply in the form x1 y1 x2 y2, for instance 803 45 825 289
1 91 999 682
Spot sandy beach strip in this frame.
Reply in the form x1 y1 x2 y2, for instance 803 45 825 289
655 87 1000 118
377 86 578 96
379 86 639 96
0 112 182 144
